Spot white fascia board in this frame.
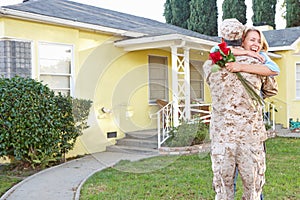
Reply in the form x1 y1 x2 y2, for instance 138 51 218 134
115 34 218 51
268 46 295 51
267 52 282 58
0 8 146 37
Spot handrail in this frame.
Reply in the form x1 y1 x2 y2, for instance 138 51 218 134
155 101 212 148
154 101 275 148
155 101 174 148
262 101 276 131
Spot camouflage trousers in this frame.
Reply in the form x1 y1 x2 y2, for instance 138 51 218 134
211 142 266 200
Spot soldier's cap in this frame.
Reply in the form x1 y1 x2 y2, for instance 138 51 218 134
220 18 245 46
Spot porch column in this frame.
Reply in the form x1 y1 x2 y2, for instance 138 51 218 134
171 45 191 125
184 47 191 120
171 46 179 127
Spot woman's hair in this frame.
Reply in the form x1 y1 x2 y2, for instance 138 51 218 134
242 27 269 52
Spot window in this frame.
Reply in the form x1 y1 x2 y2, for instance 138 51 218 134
39 43 73 96
190 60 204 101
148 56 168 103
296 63 300 99
0 40 32 78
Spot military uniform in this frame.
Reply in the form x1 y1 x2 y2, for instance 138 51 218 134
204 18 267 200
204 57 266 200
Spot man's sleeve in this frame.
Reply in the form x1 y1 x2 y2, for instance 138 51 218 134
203 60 213 85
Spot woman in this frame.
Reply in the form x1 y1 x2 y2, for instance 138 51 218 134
204 21 272 200
226 27 280 76
231 27 279 200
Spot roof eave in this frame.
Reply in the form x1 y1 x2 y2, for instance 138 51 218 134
115 34 218 51
269 46 295 52
0 8 146 37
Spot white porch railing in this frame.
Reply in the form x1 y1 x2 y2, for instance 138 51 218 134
156 101 174 149
154 101 276 148
155 102 212 148
263 101 276 131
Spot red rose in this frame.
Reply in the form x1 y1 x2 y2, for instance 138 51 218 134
209 51 222 64
218 42 230 55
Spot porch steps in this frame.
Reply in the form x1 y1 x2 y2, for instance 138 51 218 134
106 129 159 154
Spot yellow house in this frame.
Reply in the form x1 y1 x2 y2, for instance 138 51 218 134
263 27 300 129
0 0 299 157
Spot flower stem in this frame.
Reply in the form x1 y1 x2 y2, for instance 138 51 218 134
236 72 264 106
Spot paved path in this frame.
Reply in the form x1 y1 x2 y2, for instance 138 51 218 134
0 152 158 200
1 132 299 200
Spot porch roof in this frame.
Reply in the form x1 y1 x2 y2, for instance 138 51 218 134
114 34 218 52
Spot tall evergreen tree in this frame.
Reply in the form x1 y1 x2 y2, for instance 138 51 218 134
163 0 191 29
252 0 277 29
187 0 218 36
163 0 173 24
222 0 247 24
285 0 300 27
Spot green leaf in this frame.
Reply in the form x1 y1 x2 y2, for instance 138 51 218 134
211 64 221 72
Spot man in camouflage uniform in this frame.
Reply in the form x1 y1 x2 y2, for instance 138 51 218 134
203 19 267 200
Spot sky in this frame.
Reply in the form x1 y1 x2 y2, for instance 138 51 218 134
0 0 286 30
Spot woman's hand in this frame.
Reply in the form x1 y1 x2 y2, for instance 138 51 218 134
225 62 242 73
246 51 265 63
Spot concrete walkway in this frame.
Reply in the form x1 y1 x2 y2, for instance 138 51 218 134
1 132 299 200
0 152 158 200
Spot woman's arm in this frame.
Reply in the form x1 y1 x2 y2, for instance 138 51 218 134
259 52 280 74
231 47 265 63
225 62 279 76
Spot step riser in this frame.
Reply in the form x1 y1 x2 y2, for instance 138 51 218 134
106 146 157 154
125 134 158 142
106 129 158 154
117 140 157 149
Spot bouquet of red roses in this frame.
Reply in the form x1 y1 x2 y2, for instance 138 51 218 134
209 42 264 106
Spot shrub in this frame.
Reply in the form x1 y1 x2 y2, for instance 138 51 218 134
0 77 92 168
164 119 209 147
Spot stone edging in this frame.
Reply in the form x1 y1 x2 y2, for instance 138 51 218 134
159 143 211 155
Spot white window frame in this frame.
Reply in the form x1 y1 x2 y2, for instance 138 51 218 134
38 42 74 96
190 60 204 102
296 62 300 99
148 55 169 104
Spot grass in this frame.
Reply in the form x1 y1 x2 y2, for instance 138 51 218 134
0 164 39 196
0 137 299 199
79 137 300 200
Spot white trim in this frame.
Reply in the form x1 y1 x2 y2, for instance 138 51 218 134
115 34 218 52
268 46 295 51
0 8 145 38
38 42 74 96
296 63 300 99
267 52 282 58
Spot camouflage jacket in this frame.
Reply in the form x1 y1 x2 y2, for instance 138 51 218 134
203 56 267 144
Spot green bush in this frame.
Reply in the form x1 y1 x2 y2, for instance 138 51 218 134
164 120 209 147
0 77 92 168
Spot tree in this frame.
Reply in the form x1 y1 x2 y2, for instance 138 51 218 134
252 0 277 29
222 0 247 24
0 77 92 168
163 0 173 24
163 0 191 29
285 0 300 27
187 0 218 36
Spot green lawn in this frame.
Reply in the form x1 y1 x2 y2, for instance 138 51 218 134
80 137 300 200
1 137 299 199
